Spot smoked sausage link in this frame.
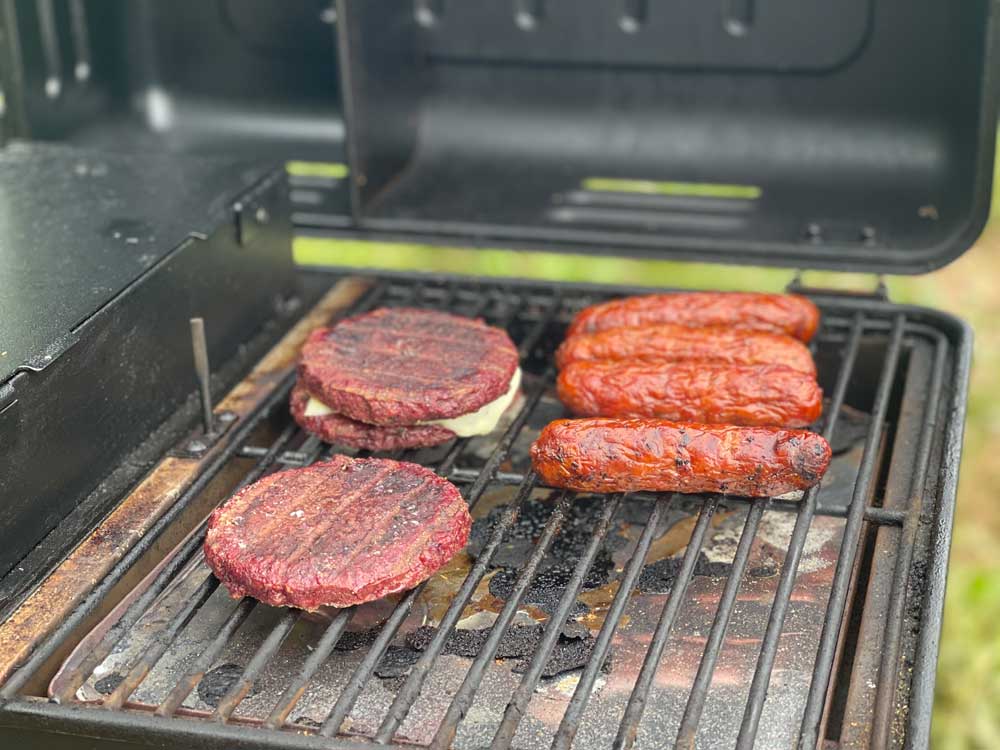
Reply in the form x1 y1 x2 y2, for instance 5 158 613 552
566 292 820 342
530 418 832 497
555 323 816 374
557 361 822 428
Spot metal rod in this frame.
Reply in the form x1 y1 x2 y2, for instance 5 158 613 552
551 498 668 750
155 598 256 717
35 0 61 98
375 473 539 743
735 313 865 749
613 497 719 750
102 574 219 710
674 500 767 748
68 0 91 81
798 314 907 748
491 496 621 749
212 609 302 722
264 607 355 729
431 493 571 749
870 337 947 749
190 318 215 435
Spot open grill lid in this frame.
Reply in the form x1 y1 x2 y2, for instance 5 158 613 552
334 0 999 274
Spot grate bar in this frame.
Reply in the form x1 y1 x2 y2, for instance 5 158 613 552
491 496 622 749
155 598 257 717
322 377 548 738
84 414 302 710
798 314 907 748
550 497 668 750
613 497 719 750
212 609 303 722
735 313 865 749
320 587 422 737
870 335 947 749
375 472 542 743
674 500 768 748
52 519 218 704
430 493 572 749
264 606 355 729
102 574 220 710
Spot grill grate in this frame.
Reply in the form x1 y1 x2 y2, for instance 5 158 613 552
0 275 958 749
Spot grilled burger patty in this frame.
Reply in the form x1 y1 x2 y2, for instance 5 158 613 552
555 323 816 374
566 292 820 342
557 361 823 428
531 418 831 497
298 307 520 426
290 383 456 451
204 456 471 610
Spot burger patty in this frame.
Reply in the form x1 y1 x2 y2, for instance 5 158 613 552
289 383 456 451
298 307 519 426
204 456 471 610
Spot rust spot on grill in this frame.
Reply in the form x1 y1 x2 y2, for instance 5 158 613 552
0 278 372 687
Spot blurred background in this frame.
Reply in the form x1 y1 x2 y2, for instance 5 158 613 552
298 145 1000 750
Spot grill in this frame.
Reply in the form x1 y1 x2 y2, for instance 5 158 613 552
0 274 969 749
0 1 992 746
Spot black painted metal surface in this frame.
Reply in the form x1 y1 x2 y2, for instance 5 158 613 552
0 275 971 749
0 143 298 579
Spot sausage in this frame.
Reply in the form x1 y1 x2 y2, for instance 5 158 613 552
555 323 816 375
530 418 832 497
566 292 820 342
557 361 822 428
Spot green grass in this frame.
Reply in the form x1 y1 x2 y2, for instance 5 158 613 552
293 145 1000 747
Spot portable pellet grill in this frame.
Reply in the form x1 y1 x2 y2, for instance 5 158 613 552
0 2 995 749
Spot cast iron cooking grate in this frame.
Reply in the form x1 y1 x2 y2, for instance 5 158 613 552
0 276 957 749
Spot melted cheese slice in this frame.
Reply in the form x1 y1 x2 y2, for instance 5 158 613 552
302 367 522 438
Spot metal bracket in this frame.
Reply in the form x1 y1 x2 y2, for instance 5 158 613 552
786 271 890 302
233 171 283 247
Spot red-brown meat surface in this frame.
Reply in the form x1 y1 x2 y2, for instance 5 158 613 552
531 418 831 497
298 307 519 426
557 361 822 428
555 323 816 374
566 292 820 342
289 382 455 451
204 456 471 610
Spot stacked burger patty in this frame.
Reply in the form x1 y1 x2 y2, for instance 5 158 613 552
532 292 834 498
292 307 522 451
204 307 521 611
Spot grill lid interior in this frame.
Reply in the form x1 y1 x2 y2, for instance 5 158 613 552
335 0 998 274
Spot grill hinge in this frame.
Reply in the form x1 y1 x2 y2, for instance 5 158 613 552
786 272 890 302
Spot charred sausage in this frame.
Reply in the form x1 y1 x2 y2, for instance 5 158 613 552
530 418 831 497
566 292 820 342
555 323 816 375
557 361 822 428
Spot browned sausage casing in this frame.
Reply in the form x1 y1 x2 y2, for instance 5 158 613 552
530 418 831 497
567 292 820 342
557 361 822 428
555 323 816 375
